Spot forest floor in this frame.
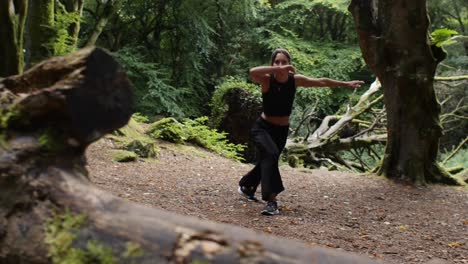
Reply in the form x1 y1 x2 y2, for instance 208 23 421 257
86 138 467 264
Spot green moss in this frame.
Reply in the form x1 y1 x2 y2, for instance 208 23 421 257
111 149 138 162
86 240 116 264
0 106 23 130
287 155 303 168
38 129 65 152
124 242 144 258
210 77 261 128
115 118 146 139
45 210 88 263
123 138 159 158
110 117 160 159
45 210 117 264
131 113 150 123
147 117 187 144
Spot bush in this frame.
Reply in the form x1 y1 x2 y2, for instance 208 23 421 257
147 117 245 161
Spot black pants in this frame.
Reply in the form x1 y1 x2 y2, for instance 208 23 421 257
239 118 289 201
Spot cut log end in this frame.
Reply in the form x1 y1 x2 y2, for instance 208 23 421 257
1 47 134 148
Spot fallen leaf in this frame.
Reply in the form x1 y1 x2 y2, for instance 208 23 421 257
399 225 409 230
448 242 461 247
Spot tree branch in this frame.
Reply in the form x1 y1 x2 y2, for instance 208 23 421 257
442 137 468 165
435 75 468 81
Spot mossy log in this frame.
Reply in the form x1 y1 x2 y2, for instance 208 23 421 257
0 48 380 263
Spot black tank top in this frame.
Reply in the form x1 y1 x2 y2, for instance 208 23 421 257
262 74 296 117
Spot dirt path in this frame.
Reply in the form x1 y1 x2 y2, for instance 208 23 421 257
86 138 468 264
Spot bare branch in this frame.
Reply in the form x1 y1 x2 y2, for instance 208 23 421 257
435 75 468 81
442 137 468 165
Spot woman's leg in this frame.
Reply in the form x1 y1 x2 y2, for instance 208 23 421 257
259 124 288 215
248 119 287 201
238 119 288 204
238 120 266 198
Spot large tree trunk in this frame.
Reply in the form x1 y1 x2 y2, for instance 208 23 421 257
0 0 28 76
0 48 380 263
348 0 460 184
25 0 55 66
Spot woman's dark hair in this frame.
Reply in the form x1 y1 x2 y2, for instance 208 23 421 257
270 48 292 65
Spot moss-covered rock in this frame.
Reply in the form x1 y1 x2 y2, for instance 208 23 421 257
123 138 158 158
111 150 138 162
110 117 159 159
287 155 303 168
146 117 187 143
114 117 146 139
210 80 262 162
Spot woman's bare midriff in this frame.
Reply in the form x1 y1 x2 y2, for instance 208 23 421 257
261 112 290 126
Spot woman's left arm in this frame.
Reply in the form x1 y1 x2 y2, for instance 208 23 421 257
295 74 364 89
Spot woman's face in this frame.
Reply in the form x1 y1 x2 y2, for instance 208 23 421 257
272 53 290 66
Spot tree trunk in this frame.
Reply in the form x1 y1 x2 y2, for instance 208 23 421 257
0 48 379 264
25 0 55 66
0 0 28 76
60 0 85 48
348 0 460 184
85 0 121 47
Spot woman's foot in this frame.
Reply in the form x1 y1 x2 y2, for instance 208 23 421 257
238 186 259 202
261 201 279 216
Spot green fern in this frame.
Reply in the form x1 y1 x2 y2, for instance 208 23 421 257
147 117 245 161
431 28 459 47
52 3 81 56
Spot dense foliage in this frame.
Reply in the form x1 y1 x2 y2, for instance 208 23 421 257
0 0 466 168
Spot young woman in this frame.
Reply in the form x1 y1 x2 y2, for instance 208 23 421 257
238 48 364 215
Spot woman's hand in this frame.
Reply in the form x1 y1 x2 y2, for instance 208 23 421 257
276 65 296 75
345 80 365 89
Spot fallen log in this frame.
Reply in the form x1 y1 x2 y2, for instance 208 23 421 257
285 79 386 171
0 47 380 263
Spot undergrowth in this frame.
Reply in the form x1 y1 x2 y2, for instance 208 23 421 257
147 116 245 161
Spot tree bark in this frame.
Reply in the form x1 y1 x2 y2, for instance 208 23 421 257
348 0 460 184
0 0 28 76
0 48 379 264
25 0 55 66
